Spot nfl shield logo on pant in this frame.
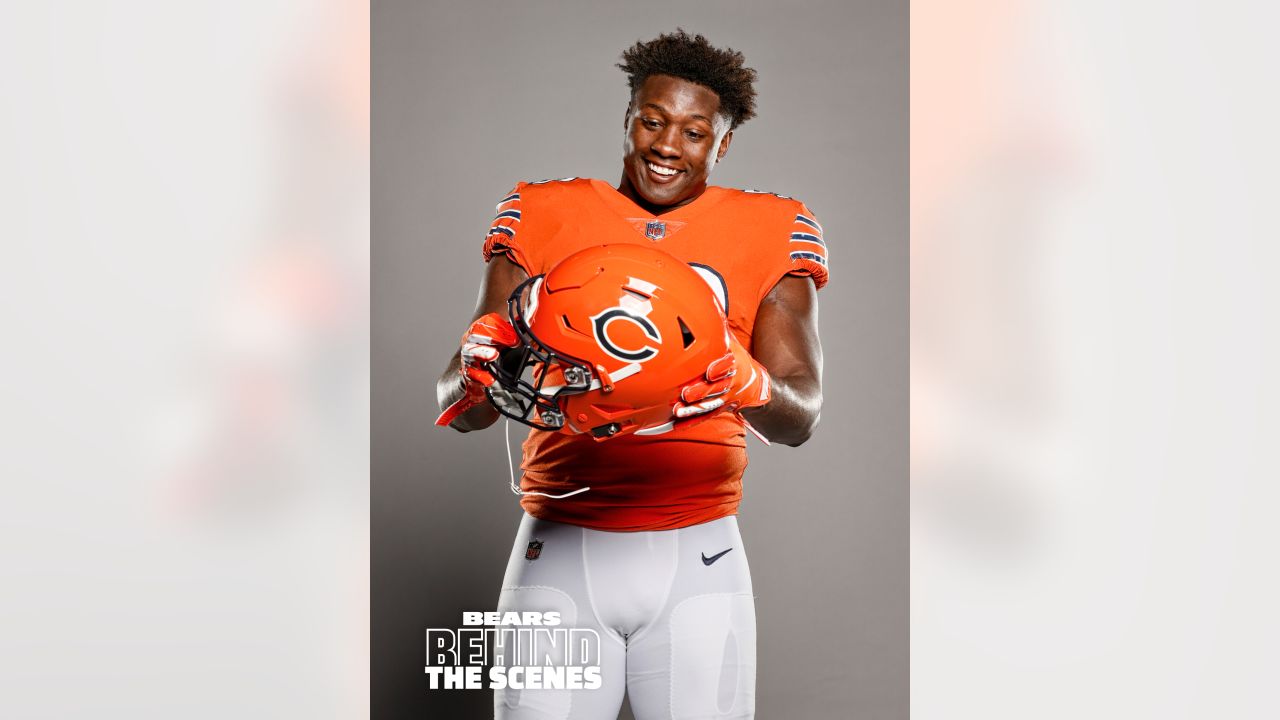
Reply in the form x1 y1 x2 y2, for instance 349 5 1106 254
525 540 544 561
645 221 666 240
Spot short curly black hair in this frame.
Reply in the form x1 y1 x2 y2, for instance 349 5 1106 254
617 29 758 130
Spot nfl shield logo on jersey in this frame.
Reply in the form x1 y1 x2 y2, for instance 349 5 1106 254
645 221 666 240
525 540 544 561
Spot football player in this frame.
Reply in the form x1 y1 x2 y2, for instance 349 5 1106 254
436 30 826 719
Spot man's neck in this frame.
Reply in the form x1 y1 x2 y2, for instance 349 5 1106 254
616 175 708 216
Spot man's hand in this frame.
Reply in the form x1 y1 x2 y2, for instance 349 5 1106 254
435 312 519 427
673 332 772 421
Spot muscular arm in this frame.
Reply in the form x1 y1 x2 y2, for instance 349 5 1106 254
739 275 824 446
435 255 528 432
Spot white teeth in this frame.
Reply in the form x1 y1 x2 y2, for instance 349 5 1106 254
647 162 679 177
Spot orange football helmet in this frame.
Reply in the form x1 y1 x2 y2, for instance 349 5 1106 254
487 244 730 440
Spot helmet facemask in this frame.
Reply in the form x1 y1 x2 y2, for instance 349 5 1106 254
486 276 594 431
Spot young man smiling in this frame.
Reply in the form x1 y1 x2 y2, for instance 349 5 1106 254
437 30 827 719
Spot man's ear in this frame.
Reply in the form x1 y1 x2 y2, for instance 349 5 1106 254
623 104 633 130
716 130 734 162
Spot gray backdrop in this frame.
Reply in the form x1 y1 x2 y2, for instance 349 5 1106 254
372 0 907 716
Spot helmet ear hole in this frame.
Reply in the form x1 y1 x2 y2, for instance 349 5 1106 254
678 317 695 349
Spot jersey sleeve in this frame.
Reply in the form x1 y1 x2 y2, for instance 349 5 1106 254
785 201 829 289
480 183 532 272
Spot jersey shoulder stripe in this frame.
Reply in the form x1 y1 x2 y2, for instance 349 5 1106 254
790 250 828 267
483 183 528 269
794 213 823 233
786 201 829 289
790 232 825 247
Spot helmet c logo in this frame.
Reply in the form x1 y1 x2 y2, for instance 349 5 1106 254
591 308 661 363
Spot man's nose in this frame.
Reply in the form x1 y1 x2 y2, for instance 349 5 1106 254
650 127 681 158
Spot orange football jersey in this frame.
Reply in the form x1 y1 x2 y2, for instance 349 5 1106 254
481 178 829 531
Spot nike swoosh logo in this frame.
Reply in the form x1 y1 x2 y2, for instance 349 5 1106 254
701 548 733 566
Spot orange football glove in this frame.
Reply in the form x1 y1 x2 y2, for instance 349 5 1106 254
435 313 520 427
673 332 772 422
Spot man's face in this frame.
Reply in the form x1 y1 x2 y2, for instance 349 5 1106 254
621 74 732 210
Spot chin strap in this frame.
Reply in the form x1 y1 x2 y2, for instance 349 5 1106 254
504 420 590 500
741 417 771 445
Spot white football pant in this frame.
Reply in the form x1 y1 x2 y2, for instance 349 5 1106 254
495 513 756 720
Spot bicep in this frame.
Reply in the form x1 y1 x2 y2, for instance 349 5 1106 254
470 254 529 320
751 275 823 381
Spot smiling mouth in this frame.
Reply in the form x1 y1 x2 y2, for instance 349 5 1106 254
645 161 681 178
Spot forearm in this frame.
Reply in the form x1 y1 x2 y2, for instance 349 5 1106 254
737 275 824 446
436 354 500 432
739 372 822 446
436 256 529 433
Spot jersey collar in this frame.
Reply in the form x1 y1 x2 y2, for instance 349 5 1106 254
589 179 727 224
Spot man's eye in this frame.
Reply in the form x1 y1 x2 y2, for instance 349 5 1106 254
643 119 661 129
686 131 705 141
